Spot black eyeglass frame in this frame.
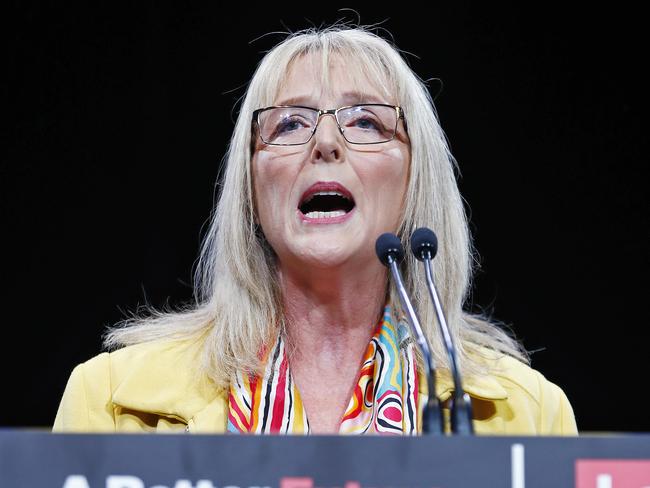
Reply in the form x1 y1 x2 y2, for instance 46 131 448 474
251 104 405 146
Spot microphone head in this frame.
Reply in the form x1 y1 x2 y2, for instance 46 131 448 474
410 227 438 261
375 233 404 266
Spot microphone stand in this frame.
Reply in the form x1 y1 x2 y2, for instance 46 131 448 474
384 253 444 435
419 250 474 435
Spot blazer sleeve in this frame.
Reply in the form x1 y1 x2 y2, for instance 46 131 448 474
537 372 578 435
53 352 116 432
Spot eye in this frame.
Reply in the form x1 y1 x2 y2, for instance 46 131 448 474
344 109 385 132
352 117 380 130
276 116 308 134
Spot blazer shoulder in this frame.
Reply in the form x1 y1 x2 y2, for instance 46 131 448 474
491 354 544 402
106 339 203 381
53 351 114 431
488 353 578 434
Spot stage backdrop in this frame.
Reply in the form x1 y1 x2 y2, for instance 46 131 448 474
3 4 647 432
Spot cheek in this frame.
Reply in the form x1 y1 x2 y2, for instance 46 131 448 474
371 146 408 183
385 146 410 188
357 147 410 219
252 151 297 229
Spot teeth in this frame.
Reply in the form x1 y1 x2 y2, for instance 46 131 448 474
304 191 349 203
305 210 347 219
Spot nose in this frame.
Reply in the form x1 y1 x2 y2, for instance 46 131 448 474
310 113 344 163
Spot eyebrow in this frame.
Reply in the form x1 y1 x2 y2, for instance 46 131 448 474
275 91 387 107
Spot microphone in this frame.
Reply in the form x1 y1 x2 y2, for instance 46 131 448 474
410 227 474 435
375 233 444 435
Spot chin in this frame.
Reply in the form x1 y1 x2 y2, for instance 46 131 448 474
291 235 376 271
295 245 348 268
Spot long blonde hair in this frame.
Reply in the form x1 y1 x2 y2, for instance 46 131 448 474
104 25 527 388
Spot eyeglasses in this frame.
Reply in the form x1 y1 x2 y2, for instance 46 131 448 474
252 104 405 146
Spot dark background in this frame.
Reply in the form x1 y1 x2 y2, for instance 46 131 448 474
3 4 647 431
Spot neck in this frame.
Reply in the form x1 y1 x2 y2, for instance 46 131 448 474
277 260 390 434
279 261 388 364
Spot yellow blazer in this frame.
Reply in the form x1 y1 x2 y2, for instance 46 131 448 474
53 339 578 434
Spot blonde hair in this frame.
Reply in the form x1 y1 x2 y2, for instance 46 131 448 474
104 25 527 388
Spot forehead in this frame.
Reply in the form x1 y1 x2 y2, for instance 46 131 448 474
273 53 395 107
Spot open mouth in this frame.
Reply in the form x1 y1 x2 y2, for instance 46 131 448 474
298 183 356 220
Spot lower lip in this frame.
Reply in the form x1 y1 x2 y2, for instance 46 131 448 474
297 207 356 224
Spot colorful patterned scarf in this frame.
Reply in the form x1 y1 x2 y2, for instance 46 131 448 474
227 305 424 435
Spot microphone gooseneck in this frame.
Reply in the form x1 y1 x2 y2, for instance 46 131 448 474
410 227 474 435
375 232 444 435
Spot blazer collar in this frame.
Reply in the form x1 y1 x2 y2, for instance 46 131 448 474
433 369 508 402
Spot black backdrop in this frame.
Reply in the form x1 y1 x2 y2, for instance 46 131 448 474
3 4 647 432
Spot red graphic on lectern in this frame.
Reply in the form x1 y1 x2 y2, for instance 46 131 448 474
575 459 650 487
280 479 361 488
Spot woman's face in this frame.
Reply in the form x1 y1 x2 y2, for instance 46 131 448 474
252 54 410 273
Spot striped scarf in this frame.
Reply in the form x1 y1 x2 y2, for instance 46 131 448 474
227 305 424 435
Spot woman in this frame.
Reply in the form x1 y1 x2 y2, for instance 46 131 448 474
53 26 577 435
